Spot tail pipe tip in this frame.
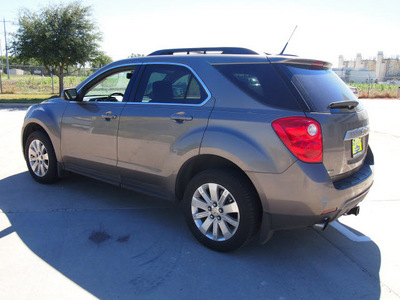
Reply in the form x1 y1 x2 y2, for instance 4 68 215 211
345 206 360 216
314 206 360 231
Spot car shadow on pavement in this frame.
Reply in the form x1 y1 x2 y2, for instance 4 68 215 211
0 172 382 299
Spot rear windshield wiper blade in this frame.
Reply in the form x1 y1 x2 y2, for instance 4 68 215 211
328 101 359 110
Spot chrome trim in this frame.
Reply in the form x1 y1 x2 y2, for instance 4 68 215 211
344 125 370 141
124 101 210 107
69 100 128 105
78 62 212 107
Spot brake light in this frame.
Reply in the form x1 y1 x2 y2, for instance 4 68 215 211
272 117 323 163
311 61 326 69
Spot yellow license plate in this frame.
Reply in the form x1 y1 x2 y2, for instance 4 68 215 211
352 137 363 157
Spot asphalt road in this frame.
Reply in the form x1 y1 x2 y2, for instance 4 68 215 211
0 100 399 299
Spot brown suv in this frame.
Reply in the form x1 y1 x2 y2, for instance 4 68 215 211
22 47 374 251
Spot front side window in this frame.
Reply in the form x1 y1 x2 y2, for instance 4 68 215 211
135 64 207 104
82 68 136 102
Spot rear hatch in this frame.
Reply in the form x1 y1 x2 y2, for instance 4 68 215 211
273 58 370 181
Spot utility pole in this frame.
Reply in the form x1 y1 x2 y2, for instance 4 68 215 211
3 18 10 79
0 37 3 93
0 36 3 71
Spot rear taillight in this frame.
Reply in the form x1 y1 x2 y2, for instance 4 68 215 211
272 117 323 163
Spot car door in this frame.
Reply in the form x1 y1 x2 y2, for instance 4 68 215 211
117 63 214 199
61 66 138 184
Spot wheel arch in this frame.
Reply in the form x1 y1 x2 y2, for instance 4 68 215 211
175 154 259 204
22 122 49 150
22 120 63 166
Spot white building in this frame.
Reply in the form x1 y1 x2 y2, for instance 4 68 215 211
9 68 25 75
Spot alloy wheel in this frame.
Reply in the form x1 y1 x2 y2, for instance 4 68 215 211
191 183 240 241
28 139 49 177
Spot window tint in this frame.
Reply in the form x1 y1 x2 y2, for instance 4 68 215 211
279 65 357 112
214 63 301 110
135 64 207 104
83 69 136 102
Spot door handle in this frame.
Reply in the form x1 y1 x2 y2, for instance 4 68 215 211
170 112 193 123
101 111 118 120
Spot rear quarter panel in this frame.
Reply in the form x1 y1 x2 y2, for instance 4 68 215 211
200 108 302 174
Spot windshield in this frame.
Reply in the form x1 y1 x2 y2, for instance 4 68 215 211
280 65 357 112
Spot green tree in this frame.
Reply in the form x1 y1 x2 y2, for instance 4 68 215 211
1 55 39 66
11 2 102 94
90 51 113 69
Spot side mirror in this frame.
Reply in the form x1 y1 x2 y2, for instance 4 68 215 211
61 88 78 101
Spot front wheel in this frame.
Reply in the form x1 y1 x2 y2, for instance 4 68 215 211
183 169 261 252
24 131 58 184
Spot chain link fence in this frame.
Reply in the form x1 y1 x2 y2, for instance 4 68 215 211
0 65 99 95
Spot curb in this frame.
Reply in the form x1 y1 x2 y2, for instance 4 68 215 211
0 103 32 109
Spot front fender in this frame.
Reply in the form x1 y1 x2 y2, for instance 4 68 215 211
22 100 68 162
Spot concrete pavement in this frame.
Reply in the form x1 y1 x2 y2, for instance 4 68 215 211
0 100 399 299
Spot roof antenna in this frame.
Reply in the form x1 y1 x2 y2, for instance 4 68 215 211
279 25 297 55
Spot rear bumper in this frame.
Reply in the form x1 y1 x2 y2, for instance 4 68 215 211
248 147 374 232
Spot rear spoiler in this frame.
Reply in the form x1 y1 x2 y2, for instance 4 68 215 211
278 58 332 70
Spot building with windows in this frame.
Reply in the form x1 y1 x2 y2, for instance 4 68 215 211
336 52 400 83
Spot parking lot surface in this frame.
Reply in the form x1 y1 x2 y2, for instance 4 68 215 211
1 100 399 299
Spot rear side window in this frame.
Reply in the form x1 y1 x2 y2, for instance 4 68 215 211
135 64 208 104
279 65 357 112
214 63 301 110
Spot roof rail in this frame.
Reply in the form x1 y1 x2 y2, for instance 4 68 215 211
148 47 258 56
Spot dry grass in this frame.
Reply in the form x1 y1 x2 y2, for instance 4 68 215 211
354 83 400 99
0 75 85 95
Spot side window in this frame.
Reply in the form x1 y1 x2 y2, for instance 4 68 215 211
135 64 207 104
214 63 301 110
83 68 136 102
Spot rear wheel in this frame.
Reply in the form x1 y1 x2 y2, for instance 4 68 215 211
25 131 58 184
183 169 261 252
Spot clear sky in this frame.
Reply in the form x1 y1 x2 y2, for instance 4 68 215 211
1 0 399 67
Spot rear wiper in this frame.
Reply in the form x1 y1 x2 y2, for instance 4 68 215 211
328 101 359 110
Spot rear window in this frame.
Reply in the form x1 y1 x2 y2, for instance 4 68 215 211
214 63 301 110
279 65 357 112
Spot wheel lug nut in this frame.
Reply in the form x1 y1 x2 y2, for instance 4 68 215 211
210 215 215 219
217 216 221 221
218 208 223 213
208 206 212 211
213 203 217 207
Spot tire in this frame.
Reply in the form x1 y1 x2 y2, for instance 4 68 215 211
24 131 58 184
183 169 261 252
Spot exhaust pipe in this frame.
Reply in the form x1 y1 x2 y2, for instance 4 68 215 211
346 206 360 216
314 217 330 231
